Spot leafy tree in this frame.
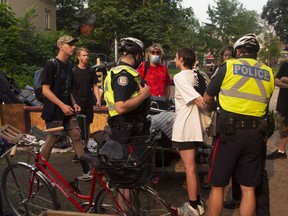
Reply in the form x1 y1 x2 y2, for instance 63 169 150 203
261 0 288 44
0 3 21 70
87 0 200 61
56 0 89 33
205 0 262 51
0 3 65 88
258 32 281 66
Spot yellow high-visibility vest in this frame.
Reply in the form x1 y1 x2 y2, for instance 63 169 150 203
104 65 141 117
219 58 274 117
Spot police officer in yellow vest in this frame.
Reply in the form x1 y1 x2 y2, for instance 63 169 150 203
104 37 151 158
203 34 274 216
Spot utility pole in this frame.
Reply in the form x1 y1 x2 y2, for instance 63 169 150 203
114 38 118 62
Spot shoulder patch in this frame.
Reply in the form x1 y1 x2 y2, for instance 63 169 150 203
117 76 129 86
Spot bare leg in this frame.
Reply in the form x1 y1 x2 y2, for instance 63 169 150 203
40 134 57 161
278 136 288 152
179 149 198 201
208 186 224 216
67 128 85 158
240 185 255 216
118 189 133 212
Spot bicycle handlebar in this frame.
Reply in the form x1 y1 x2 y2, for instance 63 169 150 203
43 126 64 133
9 145 17 157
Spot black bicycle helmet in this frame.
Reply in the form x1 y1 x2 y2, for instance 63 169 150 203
233 33 260 53
118 37 144 55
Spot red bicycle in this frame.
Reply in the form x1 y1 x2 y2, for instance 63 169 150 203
0 124 177 215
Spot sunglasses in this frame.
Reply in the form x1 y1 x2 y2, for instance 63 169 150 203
150 50 161 55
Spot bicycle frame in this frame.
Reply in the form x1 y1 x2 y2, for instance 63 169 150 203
3 126 176 215
26 147 102 212
24 147 131 213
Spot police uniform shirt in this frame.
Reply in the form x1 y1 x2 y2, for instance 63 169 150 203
206 54 261 99
111 63 150 121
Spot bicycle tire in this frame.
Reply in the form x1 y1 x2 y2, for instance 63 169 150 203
1 162 59 216
94 185 174 215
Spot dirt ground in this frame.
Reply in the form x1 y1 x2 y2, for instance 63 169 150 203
1 87 287 216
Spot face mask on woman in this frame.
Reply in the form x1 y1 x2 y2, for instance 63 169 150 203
151 55 161 63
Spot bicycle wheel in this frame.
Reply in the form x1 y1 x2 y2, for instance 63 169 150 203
95 185 174 215
1 163 59 216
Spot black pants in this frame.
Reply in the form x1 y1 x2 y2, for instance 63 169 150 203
231 141 270 216
109 120 150 159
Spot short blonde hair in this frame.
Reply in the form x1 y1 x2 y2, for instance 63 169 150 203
76 47 89 56
148 43 164 55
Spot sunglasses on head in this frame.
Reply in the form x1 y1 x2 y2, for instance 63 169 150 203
150 50 161 55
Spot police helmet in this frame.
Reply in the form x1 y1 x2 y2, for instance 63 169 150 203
118 37 144 55
233 33 260 53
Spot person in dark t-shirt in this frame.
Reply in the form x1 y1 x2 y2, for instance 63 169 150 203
41 35 92 181
71 47 101 162
266 61 288 160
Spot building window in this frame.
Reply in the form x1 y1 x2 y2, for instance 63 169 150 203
45 9 51 30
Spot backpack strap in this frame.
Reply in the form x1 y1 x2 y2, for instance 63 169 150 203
143 60 150 80
50 58 59 77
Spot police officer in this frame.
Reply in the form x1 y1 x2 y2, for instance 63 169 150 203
203 34 274 216
104 37 151 158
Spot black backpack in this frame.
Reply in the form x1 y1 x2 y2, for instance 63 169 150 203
0 71 22 104
193 69 209 96
34 58 59 103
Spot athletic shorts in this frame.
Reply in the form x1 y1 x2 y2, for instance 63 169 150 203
208 127 264 187
172 141 202 150
80 106 94 124
45 115 79 136
276 112 288 138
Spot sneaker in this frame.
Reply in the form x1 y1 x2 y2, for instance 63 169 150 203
177 202 200 216
266 150 287 160
223 199 240 209
197 200 205 215
81 171 93 181
72 154 80 163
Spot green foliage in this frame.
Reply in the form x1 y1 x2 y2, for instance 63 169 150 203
261 0 288 44
88 0 200 59
0 0 283 90
56 0 89 33
0 3 66 88
168 68 179 78
258 33 281 67
204 0 262 53
0 3 21 69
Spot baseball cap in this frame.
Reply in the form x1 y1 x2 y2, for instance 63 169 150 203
57 35 78 47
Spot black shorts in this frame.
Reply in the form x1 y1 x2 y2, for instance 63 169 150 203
80 106 94 124
208 127 264 187
172 141 202 150
110 120 150 159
